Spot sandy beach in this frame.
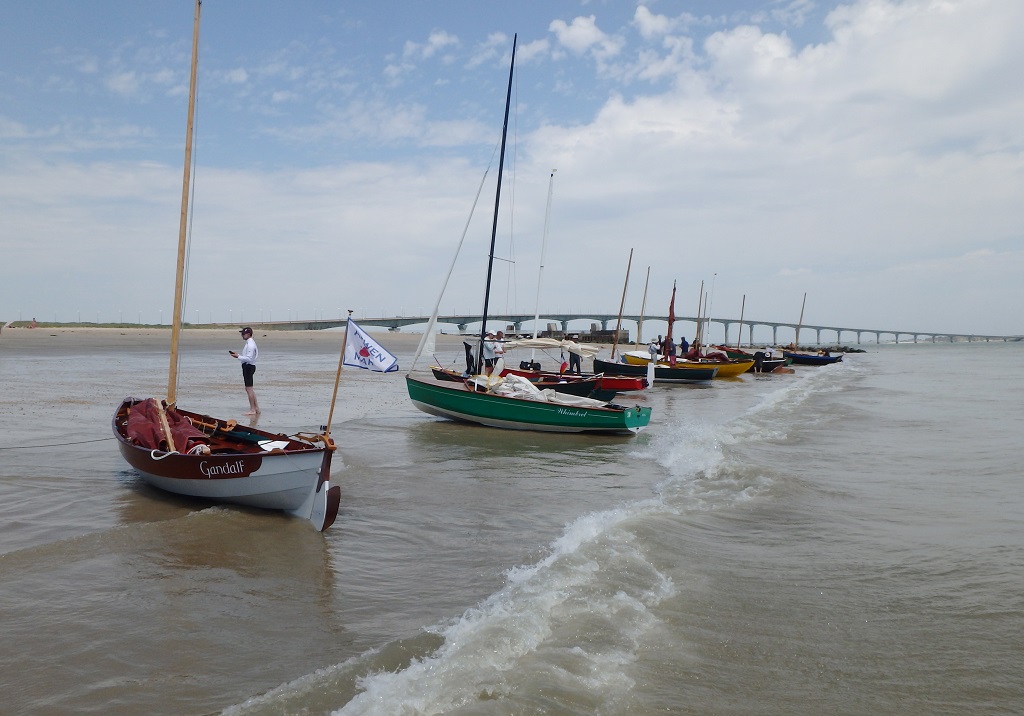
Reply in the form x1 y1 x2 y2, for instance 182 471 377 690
0 325 430 354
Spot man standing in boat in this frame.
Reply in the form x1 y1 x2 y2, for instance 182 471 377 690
482 332 497 375
229 327 260 415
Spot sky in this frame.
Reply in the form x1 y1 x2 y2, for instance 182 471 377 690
1 0 1022 339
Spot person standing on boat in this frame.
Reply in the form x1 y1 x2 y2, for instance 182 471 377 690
482 332 497 375
229 327 260 415
648 338 659 362
678 336 689 356
494 331 506 363
568 348 582 374
665 336 677 366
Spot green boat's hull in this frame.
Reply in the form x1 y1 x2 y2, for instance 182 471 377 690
406 375 651 434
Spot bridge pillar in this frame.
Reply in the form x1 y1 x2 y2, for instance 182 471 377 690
561 320 569 333
772 325 778 344
816 328 821 344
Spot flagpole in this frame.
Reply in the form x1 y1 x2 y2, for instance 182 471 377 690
325 311 353 437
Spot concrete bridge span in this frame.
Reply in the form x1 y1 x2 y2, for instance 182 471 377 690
231 313 1022 345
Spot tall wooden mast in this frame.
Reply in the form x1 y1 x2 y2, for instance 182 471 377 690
168 0 201 404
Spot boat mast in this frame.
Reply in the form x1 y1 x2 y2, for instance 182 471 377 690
634 265 650 350
477 34 517 371
795 291 807 347
167 0 201 405
610 247 633 360
531 169 556 342
736 294 746 349
693 280 704 346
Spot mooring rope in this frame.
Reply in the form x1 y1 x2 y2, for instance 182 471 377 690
0 437 116 451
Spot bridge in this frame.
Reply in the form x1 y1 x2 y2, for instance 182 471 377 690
235 313 1022 344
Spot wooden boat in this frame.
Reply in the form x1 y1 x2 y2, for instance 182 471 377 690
405 36 651 434
431 364 616 401
710 345 792 373
407 374 649 434
622 350 755 378
113 399 338 523
499 338 648 393
783 351 844 365
500 368 616 401
782 293 843 364
594 356 718 383
111 0 340 531
505 367 644 396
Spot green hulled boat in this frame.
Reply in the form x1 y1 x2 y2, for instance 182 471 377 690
407 375 651 435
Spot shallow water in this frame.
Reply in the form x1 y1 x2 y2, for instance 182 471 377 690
1 332 1021 714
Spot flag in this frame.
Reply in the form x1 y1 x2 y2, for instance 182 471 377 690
666 281 676 345
343 319 399 372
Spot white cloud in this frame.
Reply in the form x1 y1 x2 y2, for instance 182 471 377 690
404 30 460 61
105 70 139 96
224 67 249 84
550 15 623 58
633 5 677 40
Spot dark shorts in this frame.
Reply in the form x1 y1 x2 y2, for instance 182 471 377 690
484 358 496 367
242 363 256 387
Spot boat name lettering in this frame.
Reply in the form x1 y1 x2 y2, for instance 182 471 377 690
556 408 590 417
200 459 248 477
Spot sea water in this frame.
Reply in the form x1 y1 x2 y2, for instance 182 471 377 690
1 332 1021 715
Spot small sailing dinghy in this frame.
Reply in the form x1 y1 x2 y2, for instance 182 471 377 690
405 35 651 435
112 0 340 530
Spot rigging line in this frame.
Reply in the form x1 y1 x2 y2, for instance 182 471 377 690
0 437 116 451
409 139 500 372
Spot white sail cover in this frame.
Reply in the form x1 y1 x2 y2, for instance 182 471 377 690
501 337 601 358
473 373 610 408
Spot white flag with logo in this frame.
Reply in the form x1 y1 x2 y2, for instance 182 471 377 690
343 318 399 372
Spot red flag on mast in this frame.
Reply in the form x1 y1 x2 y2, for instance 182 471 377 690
666 281 676 345
665 281 676 363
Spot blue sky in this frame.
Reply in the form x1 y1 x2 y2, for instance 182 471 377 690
2 0 1022 337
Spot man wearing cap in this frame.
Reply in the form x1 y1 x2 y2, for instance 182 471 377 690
229 327 260 415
